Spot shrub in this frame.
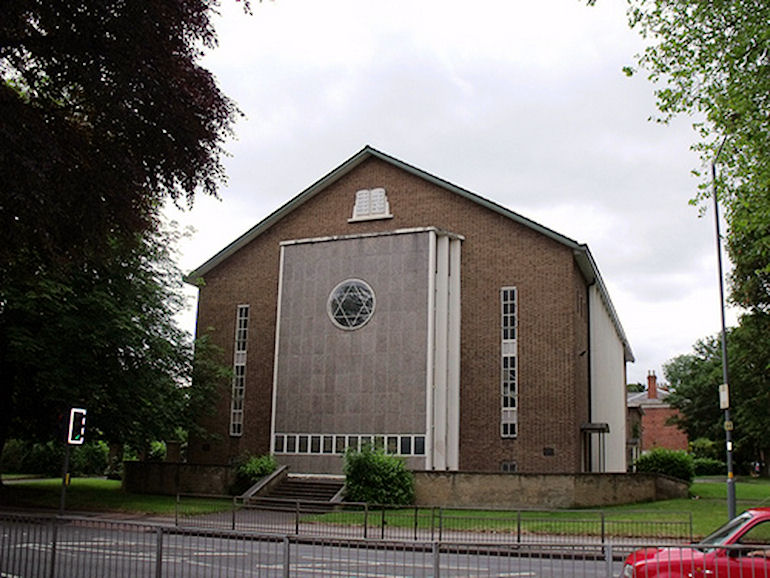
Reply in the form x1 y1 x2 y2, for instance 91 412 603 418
689 437 720 460
24 441 65 477
0 439 30 473
343 445 414 505
1 439 110 478
635 448 695 483
693 457 726 476
230 454 278 495
70 441 110 476
147 441 167 462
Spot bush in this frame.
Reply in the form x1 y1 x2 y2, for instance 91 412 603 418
147 441 167 462
70 441 110 476
0 439 109 478
343 445 414 505
0 439 30 473
635 448 695 483
689 437 720 460
230 454 278 495
694 457 726 476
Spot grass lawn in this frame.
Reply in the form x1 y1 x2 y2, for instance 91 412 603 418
0 477 232 516
306 505 698 539
306 478 770 539
1 476 768 538
601 477 770 537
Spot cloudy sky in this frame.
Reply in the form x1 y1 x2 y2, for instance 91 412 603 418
166 0 737 386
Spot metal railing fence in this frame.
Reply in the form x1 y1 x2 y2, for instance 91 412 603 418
175 494 693 544
1 512 768 578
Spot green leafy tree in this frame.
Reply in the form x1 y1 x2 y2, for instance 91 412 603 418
0 223 228 478
607 0 770 313
663 341 724 443
0 1 238 480
664 312 770 470
612 0 770 474
0 1 239 267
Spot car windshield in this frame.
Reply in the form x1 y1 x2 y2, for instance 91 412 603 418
698 512 753 548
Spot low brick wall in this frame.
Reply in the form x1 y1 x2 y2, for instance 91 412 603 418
413 471 688 508
123 462 235 495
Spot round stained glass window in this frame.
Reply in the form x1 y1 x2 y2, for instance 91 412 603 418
328 279 375 330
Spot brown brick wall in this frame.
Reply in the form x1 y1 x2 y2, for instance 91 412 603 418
189 157 592 472
642 407 689 452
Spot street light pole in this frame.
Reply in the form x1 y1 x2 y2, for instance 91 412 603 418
711 136 736 520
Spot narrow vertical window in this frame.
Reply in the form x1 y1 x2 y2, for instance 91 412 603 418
501 287 518 438
230 304 249 437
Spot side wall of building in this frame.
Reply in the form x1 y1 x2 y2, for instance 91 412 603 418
588 286 627 472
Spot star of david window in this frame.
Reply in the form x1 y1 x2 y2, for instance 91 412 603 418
328 279 375 330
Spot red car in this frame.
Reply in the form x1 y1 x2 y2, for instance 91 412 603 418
621 508 770 577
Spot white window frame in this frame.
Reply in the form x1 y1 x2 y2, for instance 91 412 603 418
230 304 249 437
272 432 426 456
501 287 518 438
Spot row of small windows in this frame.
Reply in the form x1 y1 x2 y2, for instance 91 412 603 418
274 433 426 457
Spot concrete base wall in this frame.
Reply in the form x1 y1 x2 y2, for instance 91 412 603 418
123 462 235 495
124 463 688 507
413 471 688 508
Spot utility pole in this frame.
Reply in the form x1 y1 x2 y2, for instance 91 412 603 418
711 137 736 520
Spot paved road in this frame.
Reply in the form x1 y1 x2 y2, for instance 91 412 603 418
1 516 623 577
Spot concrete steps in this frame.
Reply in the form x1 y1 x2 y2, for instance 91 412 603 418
249 475 345 511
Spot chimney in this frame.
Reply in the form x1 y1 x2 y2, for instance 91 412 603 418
647 371 657 399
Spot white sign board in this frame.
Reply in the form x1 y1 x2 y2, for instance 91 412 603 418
719 384 730 410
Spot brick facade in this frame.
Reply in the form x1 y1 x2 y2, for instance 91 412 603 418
641 406 688 452
627 372 689 456
188 147 631 474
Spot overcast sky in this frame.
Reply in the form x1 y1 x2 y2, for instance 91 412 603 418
166 0 738 386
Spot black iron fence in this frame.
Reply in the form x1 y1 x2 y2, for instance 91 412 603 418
2 512 768 578
175 495 693 544
6 513 770 578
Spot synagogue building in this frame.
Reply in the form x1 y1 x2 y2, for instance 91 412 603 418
186 147 634 474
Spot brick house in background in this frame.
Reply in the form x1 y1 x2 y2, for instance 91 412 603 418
627 371 688 464
186 146 634 475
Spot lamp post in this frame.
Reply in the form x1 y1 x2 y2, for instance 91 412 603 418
711 136 736 520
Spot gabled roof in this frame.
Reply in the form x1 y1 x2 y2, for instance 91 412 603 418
187 145 634 362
